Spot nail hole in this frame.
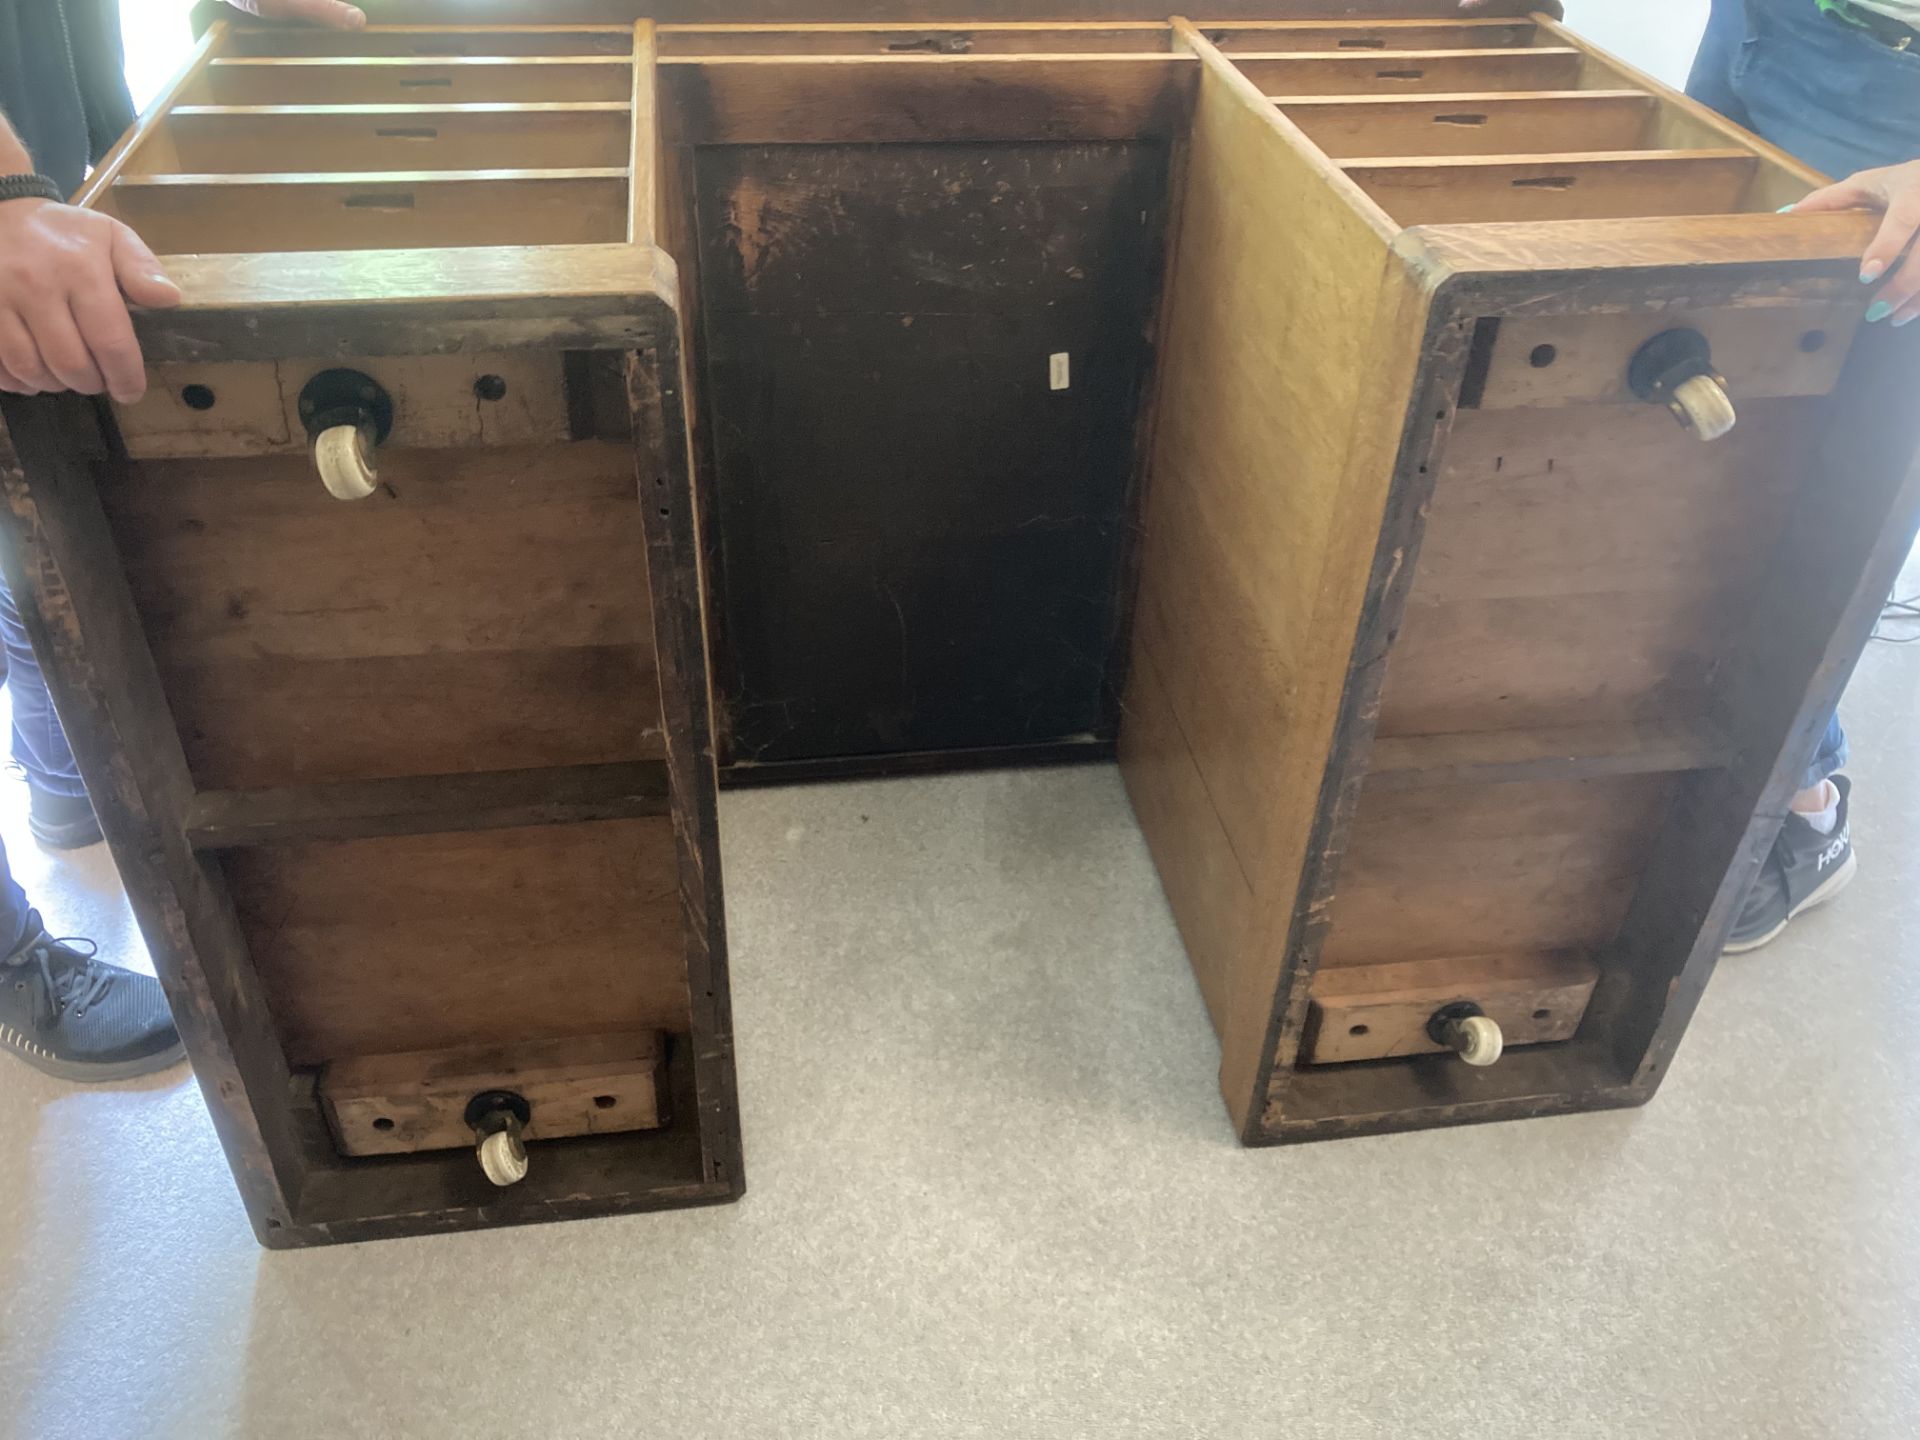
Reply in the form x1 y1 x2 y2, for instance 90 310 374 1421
1799 329 1828 354
181 383 217 411
1532 1008 1551 1021
473 374 508 402
1348 1023 1370 1037
1529 344 1558 368
593 1094 617 1109
372 1116 395 1131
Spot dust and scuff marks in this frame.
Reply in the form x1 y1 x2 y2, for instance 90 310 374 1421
723 173 845 292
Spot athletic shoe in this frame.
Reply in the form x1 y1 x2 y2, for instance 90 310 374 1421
0 912 184 1081
1724 775 1856 954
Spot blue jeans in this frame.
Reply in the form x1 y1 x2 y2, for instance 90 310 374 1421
0 574 85 953
1688 0 1920 792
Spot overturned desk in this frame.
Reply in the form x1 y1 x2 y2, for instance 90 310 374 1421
2 2 1916 1245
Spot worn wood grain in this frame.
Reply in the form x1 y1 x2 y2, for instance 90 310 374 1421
1302 952 1598 1064
1118 24 1428 1137
105 169 628 254
1275 90 1653 159
185 761 671 848
187 55 633 105
1346 150 1759 227
230 818 691 1066
321 1030 668 1155
138 104 632 174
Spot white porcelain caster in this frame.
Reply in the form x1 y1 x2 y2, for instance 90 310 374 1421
477 1125 529 1187
1446 1014 1504 1067
314 422 379 501
1669 373 1737 443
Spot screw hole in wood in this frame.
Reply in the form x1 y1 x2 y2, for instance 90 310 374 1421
181 383 217 411
1530 344 1558 368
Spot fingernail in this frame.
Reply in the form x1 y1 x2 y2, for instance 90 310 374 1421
1862 261 1886 284
1866 301 1895 323
1777 204 1797 213
1896 312 1915 328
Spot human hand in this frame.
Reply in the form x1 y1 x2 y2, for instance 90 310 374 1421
226 0 367 28
1784 160 1920 326
0 200 181 403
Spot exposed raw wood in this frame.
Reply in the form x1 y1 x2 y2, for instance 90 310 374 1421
187 55 633 105
185 762 671 849
137 104 632 174
1230 47 1583 96
660 53 1195 143
1343 150 1759 226
1275 90 1654 159
1366 719 1732 790
1302 952 1599 1064
114 351 569 458
105 169 628 254
1476 303 1859 408
321 1030 668 1156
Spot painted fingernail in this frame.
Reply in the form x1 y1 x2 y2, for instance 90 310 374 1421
1866 300 1895 323
1895 312 1915 328
1862 261 1887 283
1777 204 1797 213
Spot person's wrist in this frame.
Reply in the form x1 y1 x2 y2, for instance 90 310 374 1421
0 174 65 206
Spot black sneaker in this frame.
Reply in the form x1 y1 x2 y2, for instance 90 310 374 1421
0 912 184 1081
1724 775 1857 954
27 781 103 850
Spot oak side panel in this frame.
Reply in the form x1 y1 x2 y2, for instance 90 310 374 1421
1117 30 1430 1136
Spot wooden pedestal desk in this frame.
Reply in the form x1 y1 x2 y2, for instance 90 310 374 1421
1 2 1916 1243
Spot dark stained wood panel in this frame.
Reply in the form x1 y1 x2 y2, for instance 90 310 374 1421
694 140 1167 766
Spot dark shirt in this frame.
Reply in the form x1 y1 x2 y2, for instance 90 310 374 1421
0 0 134 195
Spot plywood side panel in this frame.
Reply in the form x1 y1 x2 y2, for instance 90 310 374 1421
230 819 691 1067
1118 35 1429 1135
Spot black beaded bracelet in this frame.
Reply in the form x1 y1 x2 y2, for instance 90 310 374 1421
0 174 65 205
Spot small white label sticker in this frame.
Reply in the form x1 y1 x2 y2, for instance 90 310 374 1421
1049 352 1070 391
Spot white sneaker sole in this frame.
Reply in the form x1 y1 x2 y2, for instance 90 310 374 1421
1722 850 1859 955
